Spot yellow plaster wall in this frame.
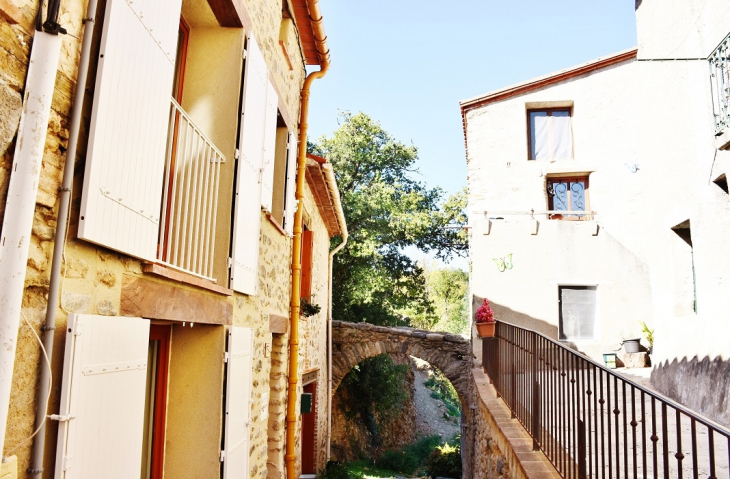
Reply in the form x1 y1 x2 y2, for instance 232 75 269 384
165 323 226 478
182 26 244 283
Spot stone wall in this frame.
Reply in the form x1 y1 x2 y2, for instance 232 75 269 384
1 0 89 472
469 368 562 479
1 0 330 477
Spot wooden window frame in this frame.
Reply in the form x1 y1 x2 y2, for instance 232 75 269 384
527 107 573 161
160 18 190 262
546 175 590 221
300 228 314 300
148 324 172 479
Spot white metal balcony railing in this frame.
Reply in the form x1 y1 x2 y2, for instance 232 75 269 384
157 98 224 281
710 32 730 135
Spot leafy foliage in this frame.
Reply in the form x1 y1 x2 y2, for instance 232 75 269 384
300 297 321 318
408 263 469 333
424 368 461 418
339 355 410 450
374 435 446 476
309 112 467 326
318 462 363 479
427 443 462 479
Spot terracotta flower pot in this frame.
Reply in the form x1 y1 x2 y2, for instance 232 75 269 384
475 321 496 338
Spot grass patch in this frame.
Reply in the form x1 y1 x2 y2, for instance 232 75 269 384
330 435 457 478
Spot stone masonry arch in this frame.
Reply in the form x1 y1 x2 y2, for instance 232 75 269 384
331 321 471 402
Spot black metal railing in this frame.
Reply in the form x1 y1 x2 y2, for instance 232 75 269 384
482 321 730 479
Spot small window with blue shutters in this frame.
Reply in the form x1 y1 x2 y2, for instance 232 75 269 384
546 176 590 220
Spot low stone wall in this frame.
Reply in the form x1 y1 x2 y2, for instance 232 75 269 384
469 369 561 479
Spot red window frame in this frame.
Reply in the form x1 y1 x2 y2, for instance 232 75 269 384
148 324 171 479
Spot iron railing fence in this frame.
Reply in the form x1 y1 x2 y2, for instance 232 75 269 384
710 32 730 136
157 98 224 280
482 321 730 479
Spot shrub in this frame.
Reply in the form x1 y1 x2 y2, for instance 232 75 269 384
405 435 443 463
427 443 462 479
375 450 419 474
318 462 362 479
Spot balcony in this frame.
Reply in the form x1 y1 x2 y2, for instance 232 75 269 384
710 33 730 140
157 98 225 281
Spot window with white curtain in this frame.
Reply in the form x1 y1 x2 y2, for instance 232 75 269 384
558 286 597 341
528 109 573 160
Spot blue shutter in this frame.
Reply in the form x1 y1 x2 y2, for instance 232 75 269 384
552 182 569 211
570 180 586 212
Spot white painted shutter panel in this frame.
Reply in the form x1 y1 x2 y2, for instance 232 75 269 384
260 81 279 212
54 314 150 479
231 35 268 294
283 131 298 235
78 0 182 261
223 326 254 479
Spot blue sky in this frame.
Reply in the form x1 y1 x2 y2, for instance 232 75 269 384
306 1 638 266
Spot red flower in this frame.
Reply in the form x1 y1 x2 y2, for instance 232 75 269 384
475 298 495 323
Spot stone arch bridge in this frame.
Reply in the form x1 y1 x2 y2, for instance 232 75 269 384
331 320 472 401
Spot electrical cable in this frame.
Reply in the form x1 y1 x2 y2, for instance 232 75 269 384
2 311 52 460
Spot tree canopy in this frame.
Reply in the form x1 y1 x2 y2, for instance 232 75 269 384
309 112 467 326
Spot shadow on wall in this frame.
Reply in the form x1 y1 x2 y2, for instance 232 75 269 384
651 355 730 428
472 295 581 353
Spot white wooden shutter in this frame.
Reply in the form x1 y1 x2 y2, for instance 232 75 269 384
231 35 268 294
223 326 254 479
54 314 150 479
78 0 182 261
283 131 298 235
260 81 279 213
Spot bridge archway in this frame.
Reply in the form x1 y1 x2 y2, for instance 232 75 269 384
331 321 471 403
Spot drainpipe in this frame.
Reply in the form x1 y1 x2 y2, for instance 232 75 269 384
286 1 329 477
0 23 62 459
322 162 347 463
28 0 99 474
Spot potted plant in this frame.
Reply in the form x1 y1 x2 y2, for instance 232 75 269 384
475 298 496 338
640 321 654 355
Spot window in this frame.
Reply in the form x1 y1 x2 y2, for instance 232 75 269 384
528 109 573 160
559 286 597 341
300 227 313 300
546 176 589 220
269 116 292 226
141 325 171 479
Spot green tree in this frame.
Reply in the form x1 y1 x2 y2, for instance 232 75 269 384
339 355 410 451
411 261 469 334
309 112 467 326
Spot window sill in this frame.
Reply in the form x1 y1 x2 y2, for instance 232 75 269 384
266 213 289 237
143 263 233 296
545 162 597 176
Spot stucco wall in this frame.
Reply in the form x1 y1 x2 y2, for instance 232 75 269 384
635 0 730 59
466 30 730 424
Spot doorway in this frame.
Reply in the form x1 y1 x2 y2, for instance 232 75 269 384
301 382 317 475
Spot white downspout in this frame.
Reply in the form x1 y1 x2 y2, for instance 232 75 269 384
0 31 62 456
322 163 347 462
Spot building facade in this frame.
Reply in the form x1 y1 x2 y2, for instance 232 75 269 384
463 0 730 426
0 0 345 477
